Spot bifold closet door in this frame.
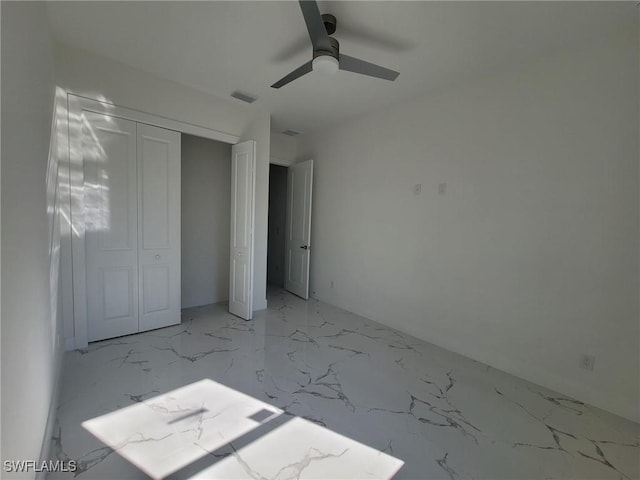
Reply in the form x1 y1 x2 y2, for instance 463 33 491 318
137 123 181 332
84 112 181 342
229 141 255 320
84 112 139 341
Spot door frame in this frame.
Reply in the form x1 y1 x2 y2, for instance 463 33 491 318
66 94 241 349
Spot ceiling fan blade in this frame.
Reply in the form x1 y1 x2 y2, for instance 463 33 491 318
338 54 399 81
271 61 313 89
299 0 331 52
338 25 414 53
271 35 310 63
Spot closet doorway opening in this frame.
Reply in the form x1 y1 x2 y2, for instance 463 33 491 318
181 134 231 310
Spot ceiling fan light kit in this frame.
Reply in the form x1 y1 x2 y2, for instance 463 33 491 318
312 55 339 75
271 0 400 89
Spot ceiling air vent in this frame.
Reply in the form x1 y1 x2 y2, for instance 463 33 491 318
230 91 257 103
282 130 301 137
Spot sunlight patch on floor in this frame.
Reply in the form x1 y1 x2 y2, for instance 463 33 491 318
82 378 404 479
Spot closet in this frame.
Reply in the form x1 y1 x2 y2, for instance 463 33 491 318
67 95 256 348
80 111 181 342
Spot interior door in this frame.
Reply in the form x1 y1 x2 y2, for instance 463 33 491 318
137 123 181 332
84 112 139 342
285 159 313 299
229 141 256 320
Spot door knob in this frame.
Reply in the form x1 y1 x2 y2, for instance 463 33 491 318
155 254 161 260
300 245 309 250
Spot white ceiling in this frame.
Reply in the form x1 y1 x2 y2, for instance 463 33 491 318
47 1 635 134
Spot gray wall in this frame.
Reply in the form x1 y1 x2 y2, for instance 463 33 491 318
181 134 231 308
299 29 639 421
267 164 288 287
1 1 64 469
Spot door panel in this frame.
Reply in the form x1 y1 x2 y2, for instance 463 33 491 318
229 141 255 320
84 111 139 341
142 265 170 313
141 140 170 249
137 123 181 332
102 267 135 320
285 160 313 299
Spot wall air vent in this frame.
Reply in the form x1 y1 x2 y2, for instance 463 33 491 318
282 130 301 137
230 91 257 103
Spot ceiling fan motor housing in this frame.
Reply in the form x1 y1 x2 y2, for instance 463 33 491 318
313 36 339 60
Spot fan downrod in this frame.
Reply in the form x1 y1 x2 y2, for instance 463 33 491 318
322 13 337 35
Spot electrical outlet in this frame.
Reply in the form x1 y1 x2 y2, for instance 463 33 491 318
438 182 447 195
579 354 596 371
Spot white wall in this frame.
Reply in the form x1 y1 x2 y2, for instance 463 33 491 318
267 165 288 287
1 2 64 474
54 44 271 345
270 132 297 167
181 134 231 308
54 44 254 139
299 30 639 422
241 114 271 311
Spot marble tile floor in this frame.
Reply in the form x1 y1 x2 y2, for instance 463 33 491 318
49 288 639 480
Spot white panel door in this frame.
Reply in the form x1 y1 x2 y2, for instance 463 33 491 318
229 141 256 320
285 160 313 299
137 123 181 332
84 112 139 342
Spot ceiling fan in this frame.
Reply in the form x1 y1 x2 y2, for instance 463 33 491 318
271 0 400 89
